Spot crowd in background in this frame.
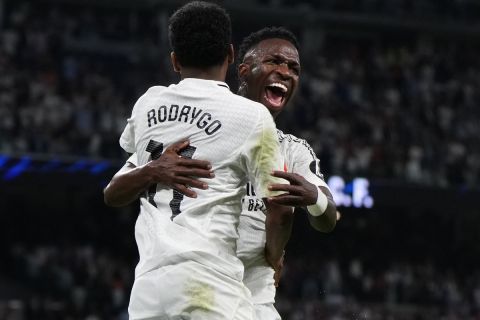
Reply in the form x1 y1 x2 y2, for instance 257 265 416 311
255 0 480 23
0 1 168 160
281 38 480 187
2 210 480 320
1 1 479 187
2 245 131 320
1 1 480 320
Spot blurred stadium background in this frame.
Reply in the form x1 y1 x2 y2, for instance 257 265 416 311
1 0 480 319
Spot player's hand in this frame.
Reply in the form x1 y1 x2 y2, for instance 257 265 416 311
265 247 285 287
145 139 214 198
273 252 285 287
267 171 317 207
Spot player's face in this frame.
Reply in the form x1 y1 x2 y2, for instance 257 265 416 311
239 38 300 118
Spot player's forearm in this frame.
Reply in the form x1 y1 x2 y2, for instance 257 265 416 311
265 202 294 269
307 186 337 232
104 164 152 207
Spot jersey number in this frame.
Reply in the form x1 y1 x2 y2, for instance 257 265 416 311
145 139 197 220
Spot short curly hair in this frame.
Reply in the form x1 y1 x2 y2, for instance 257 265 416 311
237 26 299 66
169 1 232 68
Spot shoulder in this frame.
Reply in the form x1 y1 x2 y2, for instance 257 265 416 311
277 130 307 147
231 94 269 113
227 95 273 129
144 85 168 97
134 86 167 105
277 130 317 159
132 86 168 112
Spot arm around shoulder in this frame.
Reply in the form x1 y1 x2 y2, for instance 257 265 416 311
104 161 153 207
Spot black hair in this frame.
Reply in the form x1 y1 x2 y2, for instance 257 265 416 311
169 1 232 68
237 26 299 66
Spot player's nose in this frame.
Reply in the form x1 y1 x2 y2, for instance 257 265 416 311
275 63 294 79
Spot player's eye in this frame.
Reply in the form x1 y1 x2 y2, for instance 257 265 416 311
291 66 300 76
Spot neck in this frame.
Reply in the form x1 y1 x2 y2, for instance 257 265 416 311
180 65 227 82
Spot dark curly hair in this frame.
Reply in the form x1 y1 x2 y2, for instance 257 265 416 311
237 26 299 66
169 1 232 68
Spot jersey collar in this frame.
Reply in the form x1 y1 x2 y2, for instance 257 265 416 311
180 78 230 90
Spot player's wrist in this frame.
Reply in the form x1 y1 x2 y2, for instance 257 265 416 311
307 189 328 217
139 163 156 186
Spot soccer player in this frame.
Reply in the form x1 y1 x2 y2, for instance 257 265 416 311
113 2 291 319
235 27 337 319
104 25 336 319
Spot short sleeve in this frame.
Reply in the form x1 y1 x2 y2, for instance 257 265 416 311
119 86 165 154
119 121 135 154
242 107 287 199
119 92 146 154
290 139 329 190
126 153 138 166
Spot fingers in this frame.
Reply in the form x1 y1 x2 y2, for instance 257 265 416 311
173 183 197 198
176 167 214 179
272 170 300 183
273 270 281 287
166 139 190 153
273 254 285 287
177 158 212 170
269 184 299 194
174 176 208 190
158 151 212 171
267 194 303 206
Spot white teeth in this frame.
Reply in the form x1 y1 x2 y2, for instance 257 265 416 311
268 83 288 93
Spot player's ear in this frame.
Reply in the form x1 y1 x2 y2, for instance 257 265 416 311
238 62 250 80
171 52 181 73
227 44 234 65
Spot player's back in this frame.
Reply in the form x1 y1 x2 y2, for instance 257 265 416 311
123 78 283 280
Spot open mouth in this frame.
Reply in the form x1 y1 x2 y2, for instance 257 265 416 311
264 82 288 108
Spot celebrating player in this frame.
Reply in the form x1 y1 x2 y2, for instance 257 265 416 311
104 24 336 320
235 27 337 319
113 2 292 319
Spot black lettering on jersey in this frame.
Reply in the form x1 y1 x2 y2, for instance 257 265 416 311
146 105 222 136
168 104 179 121
170 145 197 219
169 190 184 218
178 105 191 122
158 105 167 122
147 109 157 127
247 199 255 210
197 112 211 129
190 107 202 124
247 198 265 211
246 183 256 196
205 120 221 135
145 140 164 207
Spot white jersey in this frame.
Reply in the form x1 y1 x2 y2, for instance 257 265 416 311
237 129 330 305
120 78 285 283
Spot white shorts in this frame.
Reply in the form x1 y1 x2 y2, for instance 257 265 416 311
253 303 281 320
128 261 254 320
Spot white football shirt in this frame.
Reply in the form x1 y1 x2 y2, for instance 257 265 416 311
237 129 330 305
120 78 285 281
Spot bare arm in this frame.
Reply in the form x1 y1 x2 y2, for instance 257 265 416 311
104 139 213 207
267 171 337 232
264 201 294 278
104 161 151 207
